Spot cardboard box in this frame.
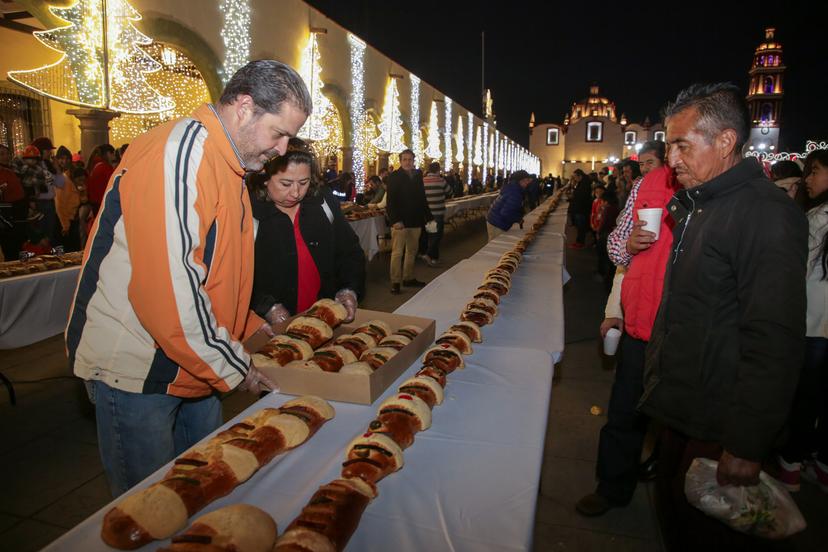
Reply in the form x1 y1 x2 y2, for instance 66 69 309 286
245 309 436 405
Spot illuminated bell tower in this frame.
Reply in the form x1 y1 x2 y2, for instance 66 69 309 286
745 27 785 152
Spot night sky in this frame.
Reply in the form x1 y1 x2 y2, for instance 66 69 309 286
306 0 826 152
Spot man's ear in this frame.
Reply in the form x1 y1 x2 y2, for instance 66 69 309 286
716 129 738 159
234 94 256 124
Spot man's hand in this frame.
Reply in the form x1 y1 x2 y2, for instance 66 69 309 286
599 317 623 338
392 222 404 230
716 449 761 486
334 288 358 323
264 303 290 326
626 221 657 255
238 364 278 395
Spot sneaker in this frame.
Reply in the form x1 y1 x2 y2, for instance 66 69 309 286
427 258 441 267
403 279 427 288
390 283 401 295
802 458 828 493
776 455 801 492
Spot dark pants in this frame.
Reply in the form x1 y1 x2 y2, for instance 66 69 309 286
781 336 828 464
596 235 613 290
656 428 793 552
596 335 649 504
426 215 445 260
572 212 588 244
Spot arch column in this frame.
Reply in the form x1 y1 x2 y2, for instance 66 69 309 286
66 109 119 158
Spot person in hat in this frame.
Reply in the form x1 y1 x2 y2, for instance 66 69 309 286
14 138 64 244
485 169 531 241
54 146 82 250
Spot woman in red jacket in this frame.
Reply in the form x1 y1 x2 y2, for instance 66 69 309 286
85 144 117 214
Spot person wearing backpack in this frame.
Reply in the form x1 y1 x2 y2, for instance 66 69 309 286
249 138 365 324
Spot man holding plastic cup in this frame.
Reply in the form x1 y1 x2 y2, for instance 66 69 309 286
640 83 806 549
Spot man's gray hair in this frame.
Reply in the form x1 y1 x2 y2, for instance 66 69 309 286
662 83 749 153
220 60 312 116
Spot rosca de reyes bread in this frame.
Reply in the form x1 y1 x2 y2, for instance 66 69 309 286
100 396 334 549
158 504 277 552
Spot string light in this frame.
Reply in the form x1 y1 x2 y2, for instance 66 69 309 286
745 140 828 163
488 127 495 176
219 0 250 83
492 129 499 174
473 125 483 167
111 42 209 144
466 112 473 184
409 74 422 163
359 113 379 165
348 33 366 189
454 114 465 164
444 97 452 171
8 0 173 114
373 77 406 154
425 100 441 160
297 31 342 160
482 122 489 178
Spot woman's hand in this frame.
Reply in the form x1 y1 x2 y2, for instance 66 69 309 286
335 289 358 323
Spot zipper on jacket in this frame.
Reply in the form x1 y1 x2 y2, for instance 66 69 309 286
671 191 695 264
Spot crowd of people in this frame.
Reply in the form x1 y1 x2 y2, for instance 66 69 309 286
0 137 126 261
568 82 826 551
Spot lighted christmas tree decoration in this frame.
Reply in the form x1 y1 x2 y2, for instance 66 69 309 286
297 30 342 159
425 100 442 160
455 114 465 164
482 122 489 177
409 74 423 163
8 0 173 114
348 33 366 189
219 0 250 84
359 113 380 165
373 77 406 154
488 127 495 175
444 97 452 171
473 125 483 167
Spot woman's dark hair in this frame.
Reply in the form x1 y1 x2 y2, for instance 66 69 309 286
250 138 320 201
623 159 642 179
639 140 666 163
367 175 382 188
573 169 587 179
86 144 115 173
805 150 828 279
771 160 802 181
70 167 87 180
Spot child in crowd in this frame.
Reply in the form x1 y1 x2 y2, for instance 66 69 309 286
777 149 828 492
21 228 51 255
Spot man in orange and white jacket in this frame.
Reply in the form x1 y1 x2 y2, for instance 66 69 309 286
66 61 311 497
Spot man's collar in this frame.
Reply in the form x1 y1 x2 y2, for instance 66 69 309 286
679 157 764 203
191 104 246 177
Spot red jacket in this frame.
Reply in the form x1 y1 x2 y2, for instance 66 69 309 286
0 167 24 203
620 165 680 341
86 161 114 210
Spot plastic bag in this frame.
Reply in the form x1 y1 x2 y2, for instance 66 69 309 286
684 458 806 539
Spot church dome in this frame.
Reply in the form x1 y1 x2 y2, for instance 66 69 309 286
568 84 617 124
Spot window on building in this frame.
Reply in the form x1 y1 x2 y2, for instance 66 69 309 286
0 87 51 152
760 103 774 123
586 121 603 142
624 131 637 145
546 127 559 145
654 131 665 142
764 76 775 94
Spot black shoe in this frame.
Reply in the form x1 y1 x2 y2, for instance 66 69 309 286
575 493 613 517
390 283 401 294
403 279 427 288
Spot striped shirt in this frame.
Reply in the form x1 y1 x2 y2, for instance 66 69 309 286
423 173 451 217
607 176 644 267
65 104 263 398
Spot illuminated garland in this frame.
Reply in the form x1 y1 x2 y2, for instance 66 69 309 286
425 100 441 160
488 128 495 176
409 75 423 163
348 33 366 189
444 97 452 171
373 78 406 154
219 0 250 83
297 31 342 160
8 0 173 114
744 140 828 163
466 112 473 184
454 114 465 164
359 113 379 165
482 122 489 177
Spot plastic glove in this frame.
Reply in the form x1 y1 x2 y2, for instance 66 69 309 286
238 364 278 395
334 288 358 323
425 220 438 234
264 303 291 325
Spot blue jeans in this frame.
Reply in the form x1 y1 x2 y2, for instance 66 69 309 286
91 380 223 497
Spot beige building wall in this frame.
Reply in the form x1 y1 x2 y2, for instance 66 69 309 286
529 123 565 177
561 118 624 177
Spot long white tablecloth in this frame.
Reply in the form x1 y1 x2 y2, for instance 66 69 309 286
44 199 567 552
444 192 498 220
348 215 387 261
0 266 79 349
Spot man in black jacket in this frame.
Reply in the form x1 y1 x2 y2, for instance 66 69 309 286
641 83 807 550
385 149 433 294
568 169 592 248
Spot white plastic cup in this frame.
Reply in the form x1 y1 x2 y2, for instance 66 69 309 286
603 328 622 355
637 208 663 240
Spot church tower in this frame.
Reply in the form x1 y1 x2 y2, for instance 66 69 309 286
745 27 785 152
